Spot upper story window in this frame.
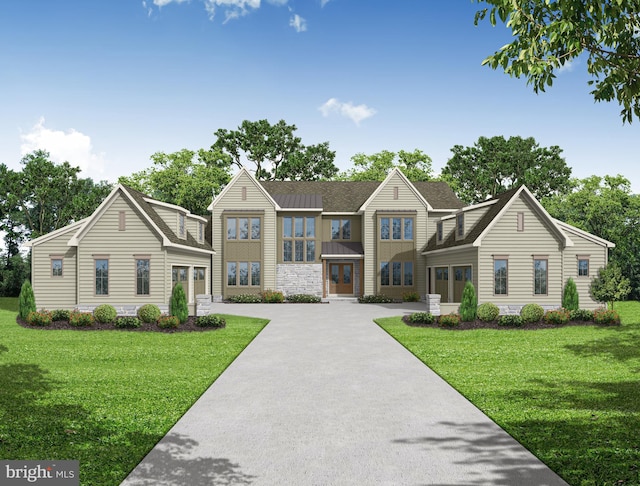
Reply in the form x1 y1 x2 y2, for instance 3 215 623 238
331 219 351 240
283 216 316 263
198 222 204 242
178 213 186 239
227 217 261 240
437 221 444 243
380 216 414 241
456 213 464 238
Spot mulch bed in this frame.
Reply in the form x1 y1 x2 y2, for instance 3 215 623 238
401 315 618 330
16 316 221 333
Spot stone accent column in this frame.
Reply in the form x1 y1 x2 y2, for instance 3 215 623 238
426 294 441 316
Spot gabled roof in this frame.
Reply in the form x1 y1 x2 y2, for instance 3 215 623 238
423 186 572 253
259 171 463 213
210 168 279 211
554 219 615 248
24 218 89 248
67 184 213 254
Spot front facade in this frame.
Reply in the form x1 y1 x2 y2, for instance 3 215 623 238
26 169 614 314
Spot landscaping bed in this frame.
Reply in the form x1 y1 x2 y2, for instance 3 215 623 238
401 314 616 330
17 315 221 332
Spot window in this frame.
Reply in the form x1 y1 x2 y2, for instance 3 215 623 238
380 216 414 240
178 213 186 239
282 216 315 262
578 256 590 277
136 259 150 295
494 259 508 295
534 258 548 295
437 221 443 243
95 259 109 295
227 261 260 287
331 219 350 240
517 212 525 232
198 222 204 242
456 213 464 238
381 261 414 286
227 217 260 240
51 258 63 277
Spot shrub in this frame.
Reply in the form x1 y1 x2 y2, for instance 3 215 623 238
520 303 544 323
593 308 620 325
402 291 420 302
196 314 226 328
260 290 284 303
409 312 435 324
227 294 263 303
51 309 71 322
498 314 523 327
157 315 180 329
544 308 571 325
570 309 594 322
459 281 477 322
137 304 162 323
170 283 189 323
477 302 500 322
27 310 52 326
358 294 394 304
94 304 117 324
439 313 461 327
18 281 36 320
115 316 141 329
69 312 94 327
562 277 580 311
286 294 321 303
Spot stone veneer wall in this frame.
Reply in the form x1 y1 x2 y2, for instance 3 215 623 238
276 263 323 297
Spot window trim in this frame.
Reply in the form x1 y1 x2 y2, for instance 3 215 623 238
379 215 414 241
134 255 151 296
198 222 204 242
456 212 464 239
436 221 444 244
577 255 590 277
331 219 351 240
227 216 261 241
50 256 64 278
380 260 415 287
282 216 316 263
227 261 261 287
533 256 549 296
493 256 508 296
94 256 110 297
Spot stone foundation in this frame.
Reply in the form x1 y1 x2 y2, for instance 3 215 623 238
276 263 323 297
74 304 169 316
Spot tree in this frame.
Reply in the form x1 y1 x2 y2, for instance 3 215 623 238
441 136 572 204
459 280 478 322
119 148 233 216
2 150 112 243
170 283 189 324
562 277 579 311
18 280 36 320
339 149 434 181
474 0 640 123
543 174 640 299
590 263 631 309
0 252 30 297
212 119 338 180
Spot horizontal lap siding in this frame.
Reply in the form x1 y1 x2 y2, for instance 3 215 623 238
479 197 563 306
563 232 608 309
78 195 165 304
167 248 211 303
363 172 427 297
426 249 478 301
32 229 78 309
212 171 276 297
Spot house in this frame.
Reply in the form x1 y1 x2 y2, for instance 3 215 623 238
26 168 614 315
25 184 214 315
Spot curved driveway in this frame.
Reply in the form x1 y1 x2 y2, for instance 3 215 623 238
122 301 568 486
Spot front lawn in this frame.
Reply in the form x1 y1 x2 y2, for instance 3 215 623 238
0 307 268 485
377 303 640 486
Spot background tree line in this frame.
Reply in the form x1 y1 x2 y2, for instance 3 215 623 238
2 120 639 301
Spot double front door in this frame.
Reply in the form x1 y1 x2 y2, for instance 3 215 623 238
329 263 353 295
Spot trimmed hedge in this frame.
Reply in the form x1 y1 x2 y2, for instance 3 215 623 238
115 316 141 329
137 304 162 324
439 313 461 327
520 303 544 323
27 310 52 327
544 308 571 325
51 309 71 322
498 314 523 327
477 302 500 322
409 312 435 324
195 315 226 328
69 312 94 327
358 294 394 304
94 304 117 324
227 294 263 303
286 294 321 303
157 315 180 329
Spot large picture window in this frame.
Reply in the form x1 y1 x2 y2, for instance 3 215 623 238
227 261 260 287
283 216 316 263
227 217 261 240
381 261 414 287
380 216 414 240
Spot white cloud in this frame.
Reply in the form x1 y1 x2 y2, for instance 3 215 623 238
145 0 300 23
319 98 377 125
289 14 307 32
556 59 577 74
320 0 331 6
20 117 106 180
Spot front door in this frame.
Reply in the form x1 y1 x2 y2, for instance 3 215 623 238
329 263 353 295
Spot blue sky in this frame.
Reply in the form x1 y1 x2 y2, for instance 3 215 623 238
1 0 638 191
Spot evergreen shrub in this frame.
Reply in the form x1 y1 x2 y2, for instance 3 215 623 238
115 316 140 329
520 303 544 323
459 281 477 321
498 314 523 327
27 310 52 326
18 281 36 320
409 312 435 324
439 313 461 327
195 315 226 328
562 278 580 311
137 304 162 323
69 312 94 327
544 308 571 325
170 283 189 323
477 302 500 322
94 304 117 324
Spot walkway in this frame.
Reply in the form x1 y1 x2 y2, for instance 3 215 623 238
121 301 568 485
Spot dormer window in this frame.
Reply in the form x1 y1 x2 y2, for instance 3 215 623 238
437 221 443 243
456 213 464 238
198 222 204 242
178 213 186 239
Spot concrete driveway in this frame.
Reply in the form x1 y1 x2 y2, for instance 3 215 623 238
121 301 568 486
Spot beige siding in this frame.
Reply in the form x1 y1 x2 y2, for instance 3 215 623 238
152 205 180 235
211 171 277 298
77 194 166 305
362 172 428 297
166 248 211 304
31 228 79 310
461 206 491 234
478 196 564 306
562 230 609 309
321 216 361 242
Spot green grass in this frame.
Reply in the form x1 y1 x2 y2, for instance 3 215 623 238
0 297 19 313
377 303 640 486
0 307 268 485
